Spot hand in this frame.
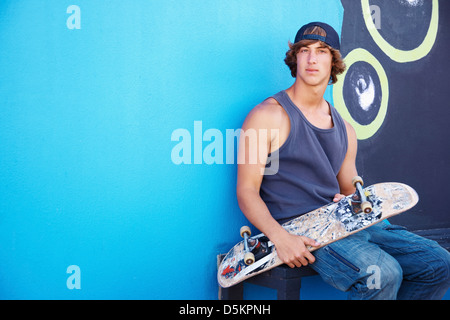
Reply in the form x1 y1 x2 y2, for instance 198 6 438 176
273 232 320 268
333 193 345 202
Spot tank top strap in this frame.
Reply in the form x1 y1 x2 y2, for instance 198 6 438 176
271 91 297 122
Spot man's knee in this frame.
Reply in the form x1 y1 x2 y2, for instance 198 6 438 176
431 248 450 285
378 258 403 291
353 255 403 299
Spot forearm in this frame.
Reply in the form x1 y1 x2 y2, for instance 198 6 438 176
236 186 287 242
237 186 320 268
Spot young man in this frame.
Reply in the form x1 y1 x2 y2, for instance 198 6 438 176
236 22 450 299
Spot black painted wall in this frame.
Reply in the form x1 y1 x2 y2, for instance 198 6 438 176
337 0 449 230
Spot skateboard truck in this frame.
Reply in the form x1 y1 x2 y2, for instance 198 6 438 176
351 176 373 214
239 226 271 265
240 226 256 265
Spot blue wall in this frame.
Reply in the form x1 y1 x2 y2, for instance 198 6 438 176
1 1 447 300
0 0 343 300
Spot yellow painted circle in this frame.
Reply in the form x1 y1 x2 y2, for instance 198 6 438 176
333 48 389 140
361 0 439 63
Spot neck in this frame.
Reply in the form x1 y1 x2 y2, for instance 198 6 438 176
286 79 327 110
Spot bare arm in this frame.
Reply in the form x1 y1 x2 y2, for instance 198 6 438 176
236 102 319 268
334 120 358 200
236 104 284 241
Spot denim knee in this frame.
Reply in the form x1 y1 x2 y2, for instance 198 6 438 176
354 254 403 299
379 257 403 291
396 246 450 300
431 247 450 285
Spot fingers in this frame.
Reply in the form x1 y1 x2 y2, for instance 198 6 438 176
275 233 321 268
286 237 320 268
301 236 321 248
333 193 345 202
286 252 314 268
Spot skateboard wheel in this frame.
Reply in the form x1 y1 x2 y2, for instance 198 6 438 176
352 176 364 188
361 201 372 214
240 226 251 238
244 252 255 265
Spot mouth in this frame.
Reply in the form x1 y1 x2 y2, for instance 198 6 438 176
306 68 319 73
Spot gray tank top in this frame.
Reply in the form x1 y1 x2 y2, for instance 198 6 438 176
260 90 348 223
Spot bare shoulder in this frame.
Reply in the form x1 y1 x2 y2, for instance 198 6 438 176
342 119 357 155
343 119 357 142
243 97 287 130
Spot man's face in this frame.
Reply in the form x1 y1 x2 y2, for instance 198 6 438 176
295 41 332 87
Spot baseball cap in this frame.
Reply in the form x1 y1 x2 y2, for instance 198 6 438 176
294 22 340 51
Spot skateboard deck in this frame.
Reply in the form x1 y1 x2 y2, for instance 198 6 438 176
218 181 419 288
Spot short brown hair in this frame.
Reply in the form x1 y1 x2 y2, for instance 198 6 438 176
284 26 346 84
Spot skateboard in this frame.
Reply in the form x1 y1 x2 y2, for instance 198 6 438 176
218 177 419 288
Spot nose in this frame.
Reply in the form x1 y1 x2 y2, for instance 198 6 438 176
308 51 317 64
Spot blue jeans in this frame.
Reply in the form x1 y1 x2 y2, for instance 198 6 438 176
310 221 450 300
